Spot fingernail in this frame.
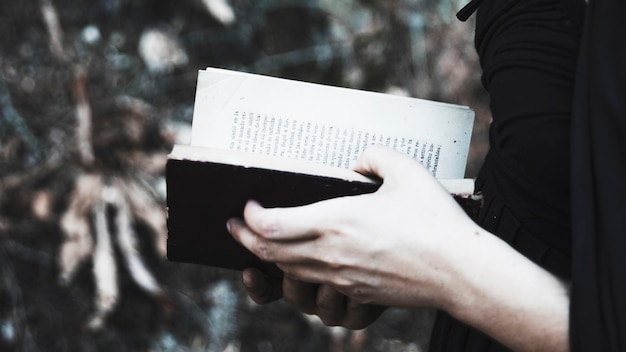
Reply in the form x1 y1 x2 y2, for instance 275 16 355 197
246 199 262 210
226 219 232 233
242 269 254 288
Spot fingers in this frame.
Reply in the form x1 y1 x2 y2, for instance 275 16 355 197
310 285 386 329
342 300 387 330
282 280 385 329
353 144 431 183
243 269 386 330
283 277 318 314
242 267 283 304
315 284 347 325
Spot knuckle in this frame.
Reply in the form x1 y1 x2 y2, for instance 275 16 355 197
256 216 282 239
253 239 273 261
319 252 346 271
280 266 300 281
315 298 339 313
330 276 353 292
341 285 373 306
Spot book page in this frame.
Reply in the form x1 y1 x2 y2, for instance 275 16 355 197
191 67 474 179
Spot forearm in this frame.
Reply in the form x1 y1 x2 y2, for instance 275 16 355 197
440 224 570 352
230 145 571 350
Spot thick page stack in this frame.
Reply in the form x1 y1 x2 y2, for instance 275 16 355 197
167 67 477 276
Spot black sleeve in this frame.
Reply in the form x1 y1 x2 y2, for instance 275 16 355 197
570 0 626 350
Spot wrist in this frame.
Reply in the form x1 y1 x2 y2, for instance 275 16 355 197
436 224 570 351
434 223 493 314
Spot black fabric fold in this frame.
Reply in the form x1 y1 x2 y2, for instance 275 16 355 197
570 0 626 350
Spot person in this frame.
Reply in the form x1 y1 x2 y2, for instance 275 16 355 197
226 0 626 351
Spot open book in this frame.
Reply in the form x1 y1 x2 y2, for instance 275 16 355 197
166 67 476 276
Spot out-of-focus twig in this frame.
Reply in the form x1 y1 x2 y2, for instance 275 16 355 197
72 66 95 166
106 182 162 296
58 174 100 284
0 75 45 166
39 0 67 61
87 195 119 330
115 178 167 256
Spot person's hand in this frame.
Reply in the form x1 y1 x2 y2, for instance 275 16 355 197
230 145 572 352
228 144 478 309
241 267 386 329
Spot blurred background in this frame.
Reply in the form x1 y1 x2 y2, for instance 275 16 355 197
0 0 490 351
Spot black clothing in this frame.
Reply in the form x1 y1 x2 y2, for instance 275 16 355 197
429 0 585 350
570 0 626 350
473 0 584 280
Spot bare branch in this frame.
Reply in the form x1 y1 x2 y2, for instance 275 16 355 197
58 174 101 284
117 178 167 256
106 184 162 296
87 194 119 330
72 66 95 166
39 0 66 61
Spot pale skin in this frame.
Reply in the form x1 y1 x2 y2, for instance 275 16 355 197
227 144 570 352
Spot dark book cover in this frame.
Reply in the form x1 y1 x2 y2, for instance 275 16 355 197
166 157 381 277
